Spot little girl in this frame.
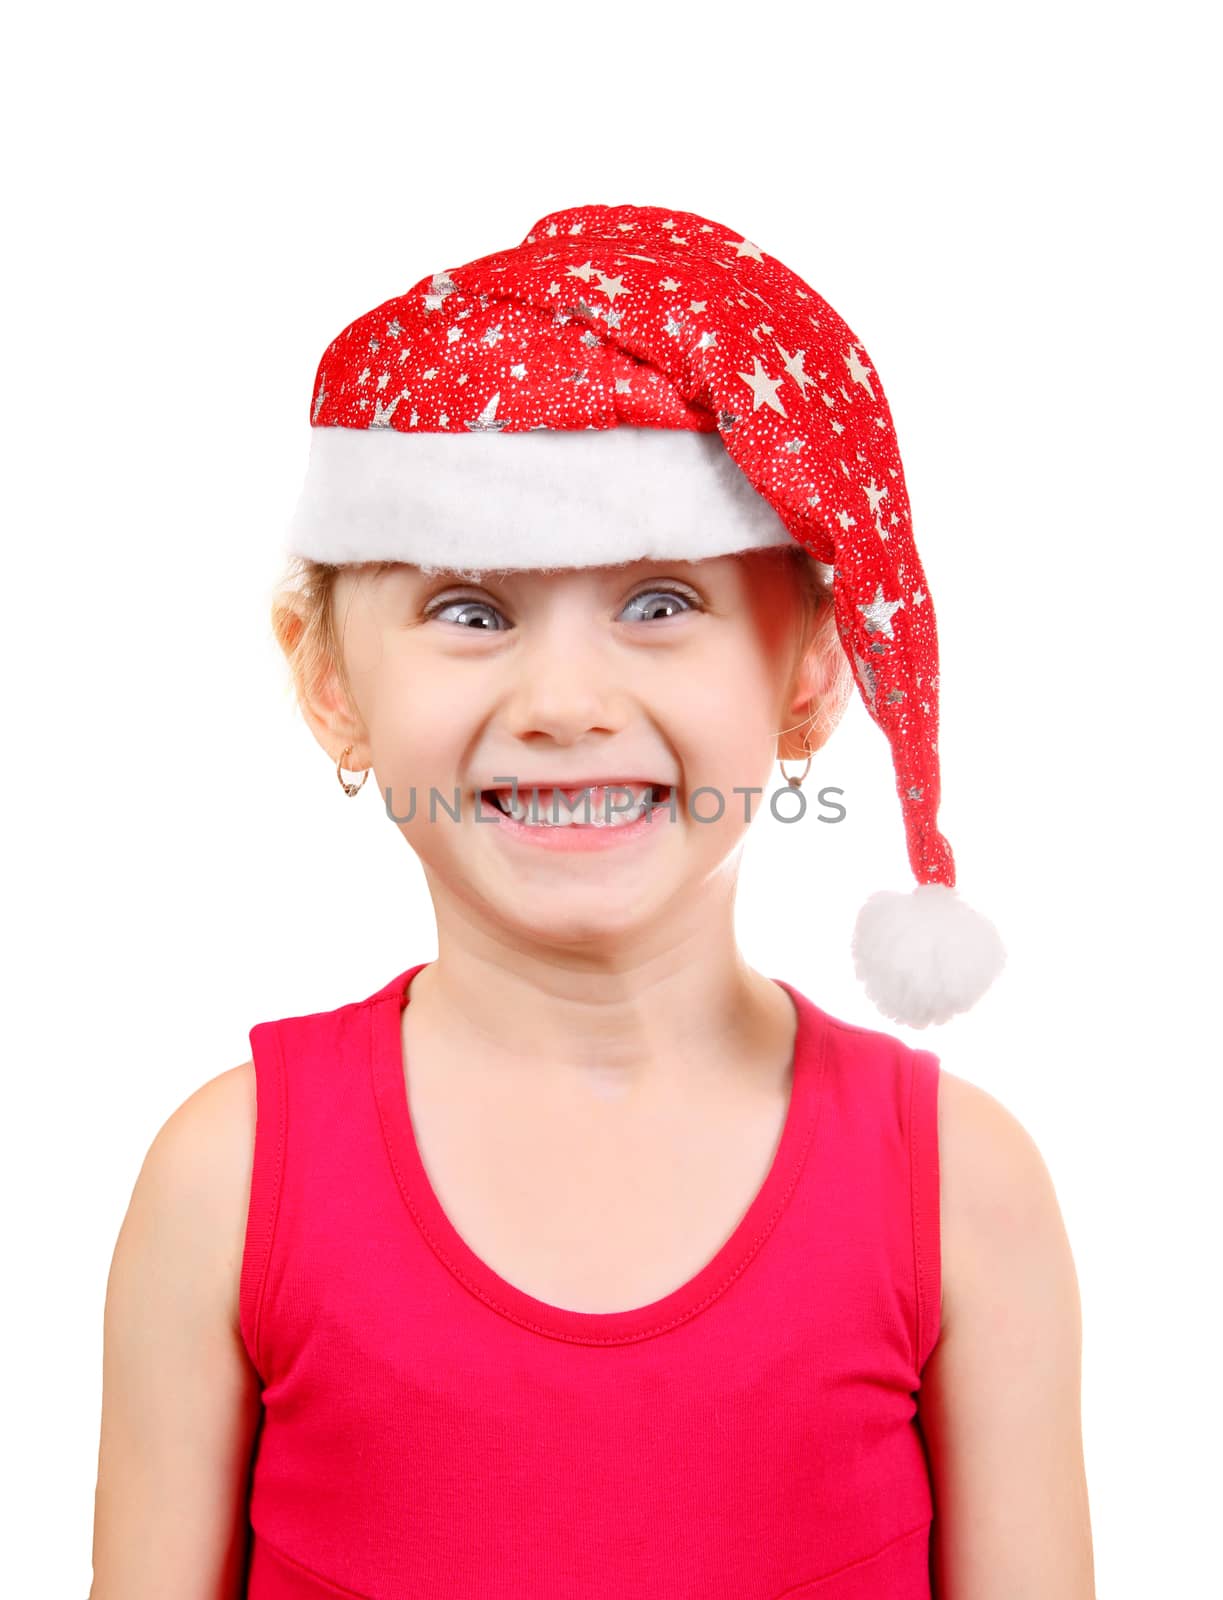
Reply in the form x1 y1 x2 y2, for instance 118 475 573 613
90 204 1095 1599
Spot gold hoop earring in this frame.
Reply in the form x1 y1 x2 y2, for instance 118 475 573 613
336 744 370 797
777 714 817 789
778 748 812 789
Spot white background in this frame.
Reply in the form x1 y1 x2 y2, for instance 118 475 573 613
4 3 1218 1594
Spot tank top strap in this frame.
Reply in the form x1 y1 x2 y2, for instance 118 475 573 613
812 1011 942 1377
238 963 430 1379
908 1040 942 1374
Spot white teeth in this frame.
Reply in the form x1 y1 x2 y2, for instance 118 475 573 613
498 784 655 828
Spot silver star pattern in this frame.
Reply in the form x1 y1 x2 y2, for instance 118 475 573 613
859 583 904 638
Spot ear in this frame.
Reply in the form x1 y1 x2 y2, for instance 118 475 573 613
275 596 371 770
299 656 371 771
777 637 839 764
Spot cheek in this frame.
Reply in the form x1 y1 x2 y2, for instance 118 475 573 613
668 711 777 827
360 651 468 762
374 713 471 850
680 659 777 751
375 719 459 791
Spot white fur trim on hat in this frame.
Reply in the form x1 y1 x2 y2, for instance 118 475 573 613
285 423 794 570
852 883 1007 1029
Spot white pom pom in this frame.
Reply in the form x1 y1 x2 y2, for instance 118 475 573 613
851 883 1006 1029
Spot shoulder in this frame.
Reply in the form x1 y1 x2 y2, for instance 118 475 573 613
918 1071 1095 1591
934 1066 1080 1340
95 1068 263 1595
130 1062 258 1337
936 1069 1066 1247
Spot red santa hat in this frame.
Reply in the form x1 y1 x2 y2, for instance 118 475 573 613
285 201 1006 1028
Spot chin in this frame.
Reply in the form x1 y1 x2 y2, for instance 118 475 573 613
499 894 666 950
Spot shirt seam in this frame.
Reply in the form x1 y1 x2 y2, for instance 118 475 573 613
908 1046 924 1374
774 1519 930 1594
245 1021 288 1378
255 1529 374 1597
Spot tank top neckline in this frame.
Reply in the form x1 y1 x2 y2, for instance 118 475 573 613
369 960 829 1346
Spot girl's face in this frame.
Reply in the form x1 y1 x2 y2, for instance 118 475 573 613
318 551 821 959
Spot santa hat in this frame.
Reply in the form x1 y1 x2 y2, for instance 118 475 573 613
285 202 1006 1028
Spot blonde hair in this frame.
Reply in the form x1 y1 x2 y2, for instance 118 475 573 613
784 546 853 750
270 545 851 752
270 557 389 720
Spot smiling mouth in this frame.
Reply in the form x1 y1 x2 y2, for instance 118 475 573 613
480 783 672 820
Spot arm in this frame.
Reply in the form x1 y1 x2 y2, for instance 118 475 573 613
90 1063 264 1600
919 1070 1096 1600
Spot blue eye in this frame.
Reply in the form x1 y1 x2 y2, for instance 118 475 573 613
619 588 700 622
424 584 702 630
426 598 508 631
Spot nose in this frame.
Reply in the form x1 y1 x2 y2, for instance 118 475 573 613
501 608 627 747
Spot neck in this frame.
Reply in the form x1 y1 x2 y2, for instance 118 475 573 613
403 935 796 1103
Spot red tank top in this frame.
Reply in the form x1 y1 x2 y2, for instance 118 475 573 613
239 961 941 1599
